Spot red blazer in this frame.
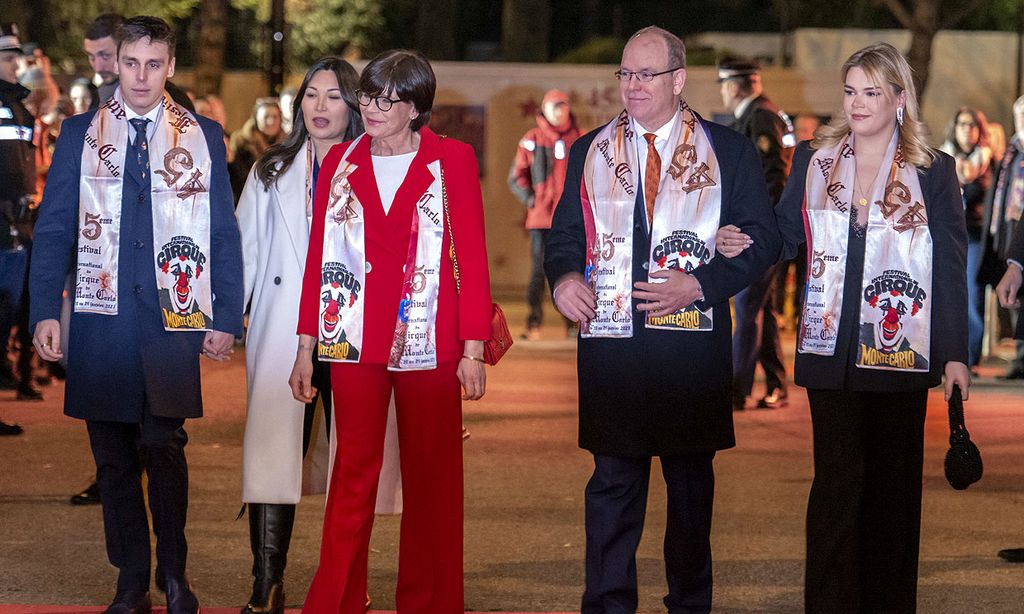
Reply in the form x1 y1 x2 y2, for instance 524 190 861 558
298 127 493 364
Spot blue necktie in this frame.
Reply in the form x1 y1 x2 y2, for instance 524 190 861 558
129 117 150 182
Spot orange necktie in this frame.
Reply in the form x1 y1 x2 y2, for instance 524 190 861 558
643 132 660 227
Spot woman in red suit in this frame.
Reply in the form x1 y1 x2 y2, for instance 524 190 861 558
289 49 493 613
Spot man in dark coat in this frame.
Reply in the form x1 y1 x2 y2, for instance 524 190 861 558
0 22 37 430
982 95 1024 379
995 217 1024 563
29 17 242 614
545 26 780 614
719 59 793 410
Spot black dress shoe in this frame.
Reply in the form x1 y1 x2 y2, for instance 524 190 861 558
104 589 151 614
0 420 24 436
998 369 1024 380
70 482 102 505
164 576 200 614
732 395 746 412
998 548 1024 562
757 389 788 409
0 373 17 390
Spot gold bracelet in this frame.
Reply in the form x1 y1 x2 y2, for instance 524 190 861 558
461 354 485 363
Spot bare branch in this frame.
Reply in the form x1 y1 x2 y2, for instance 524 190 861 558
941 0 987 29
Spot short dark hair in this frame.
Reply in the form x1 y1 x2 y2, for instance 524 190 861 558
359 49 436 132
115 16 176 58
85 13 124 41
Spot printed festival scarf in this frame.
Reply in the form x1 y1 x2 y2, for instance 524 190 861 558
579 100 721 337
76 89 213 331
801 129 932 372
317 134 444 370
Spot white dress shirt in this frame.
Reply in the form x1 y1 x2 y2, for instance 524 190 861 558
125 100 163 145
632 113 677 233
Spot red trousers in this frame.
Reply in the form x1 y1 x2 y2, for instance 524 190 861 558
302 362 464 614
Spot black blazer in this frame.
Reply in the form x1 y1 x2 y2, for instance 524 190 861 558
545 119 781 456
775 141 968 392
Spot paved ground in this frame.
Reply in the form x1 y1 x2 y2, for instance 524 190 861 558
2 301 1024 613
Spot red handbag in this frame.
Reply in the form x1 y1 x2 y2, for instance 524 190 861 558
439 148 512 366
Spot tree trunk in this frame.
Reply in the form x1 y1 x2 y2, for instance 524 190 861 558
416 0 457 60
905 27 935 97
194 0 227 97
502 0 551 62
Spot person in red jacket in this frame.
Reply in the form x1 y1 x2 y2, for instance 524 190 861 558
509 89 580 339
289 49 492 614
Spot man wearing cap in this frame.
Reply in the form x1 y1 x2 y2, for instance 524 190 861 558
546 27 780 612
30 16 242 613
719 59 793 411
509 89 581 339
0 23 38 421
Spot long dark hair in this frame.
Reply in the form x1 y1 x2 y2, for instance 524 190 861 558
943 106 990 155
255 57 363 189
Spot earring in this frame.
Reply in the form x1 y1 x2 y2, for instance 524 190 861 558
897 106 904 126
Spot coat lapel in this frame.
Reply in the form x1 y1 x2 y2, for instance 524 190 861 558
273 149 311 271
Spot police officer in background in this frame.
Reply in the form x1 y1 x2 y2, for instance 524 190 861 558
718 59 794 410
0 23 39 425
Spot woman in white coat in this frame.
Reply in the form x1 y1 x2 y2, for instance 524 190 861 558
236 57 401 614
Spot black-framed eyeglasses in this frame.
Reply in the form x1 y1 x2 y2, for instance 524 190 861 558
614 67 683 82
356 90 402 112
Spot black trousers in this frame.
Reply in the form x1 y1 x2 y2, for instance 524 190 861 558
805 388 928 614
526 228 549 329
582 453 715 614
87 410 189 591
732 263 786 398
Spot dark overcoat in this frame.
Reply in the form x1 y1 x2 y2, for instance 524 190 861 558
29 110 243 422
545 119 781 457
731 94 792 203
774 142 968 391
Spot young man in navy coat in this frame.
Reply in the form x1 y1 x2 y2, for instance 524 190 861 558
546 27 780 613
29 16 242 614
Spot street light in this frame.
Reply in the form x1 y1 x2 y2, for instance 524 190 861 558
269 0 285 95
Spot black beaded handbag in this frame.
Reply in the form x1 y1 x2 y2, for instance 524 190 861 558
944 385 983 490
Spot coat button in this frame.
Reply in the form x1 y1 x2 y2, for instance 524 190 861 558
137 193 145 203
133 284 142 295
134 240 144 248
274 276 281 285
641 262 649 270
365 261 372 274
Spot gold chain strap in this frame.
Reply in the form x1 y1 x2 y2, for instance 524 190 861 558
438 136 461 295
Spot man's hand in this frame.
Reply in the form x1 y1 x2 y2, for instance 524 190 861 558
944 361 972 402
715 224 752 258
633 269 703 317
32 319 63 362
201 330 235 361
289 337 317 403
996 264 1022 309
553 272 597 323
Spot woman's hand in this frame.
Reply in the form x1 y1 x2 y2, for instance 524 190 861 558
289 335 317 403
458 340 486 400
943 361 971 402
715 224 752 258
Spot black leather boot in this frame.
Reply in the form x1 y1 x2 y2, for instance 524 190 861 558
241 503 296 614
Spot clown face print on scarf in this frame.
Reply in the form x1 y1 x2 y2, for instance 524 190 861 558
857 269 929 371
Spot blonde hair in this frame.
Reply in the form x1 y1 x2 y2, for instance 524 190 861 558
812 42 935 168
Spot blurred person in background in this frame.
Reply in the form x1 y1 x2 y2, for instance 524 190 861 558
981 95 1024 379
69 77 99 115
230 98 284 201
508 88 580 340
0 22 37 427
718 58 792 410
940 106 993 372
279 85 297 134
